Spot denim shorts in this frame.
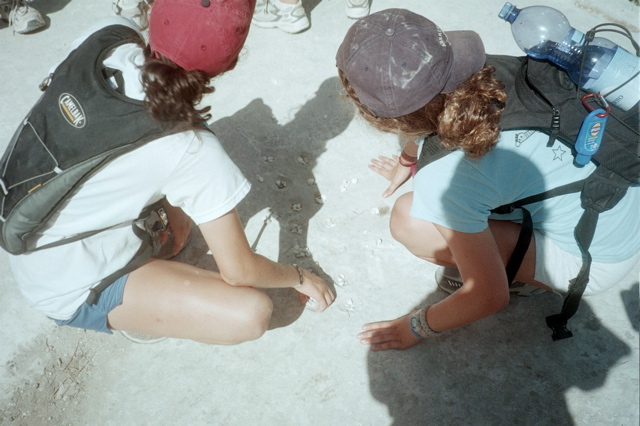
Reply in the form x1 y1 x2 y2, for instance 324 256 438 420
53 274 129 334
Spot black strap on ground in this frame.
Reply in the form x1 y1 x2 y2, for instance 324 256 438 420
545 207 599 340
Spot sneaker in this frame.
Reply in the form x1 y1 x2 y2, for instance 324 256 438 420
345 0 369 19
507 281 547 297
0 0 45 34
435 266 464 294
112 0 150 31
252 0 309 34
435 266 546 297
120 330 167 344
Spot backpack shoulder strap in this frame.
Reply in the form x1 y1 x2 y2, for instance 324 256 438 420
0 25 181 254
415 134 455 171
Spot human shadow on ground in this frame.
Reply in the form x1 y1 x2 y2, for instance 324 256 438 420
366 291 632 425
621 281 639 331
176 77 354 329
30 0 72 15
303 0 323 14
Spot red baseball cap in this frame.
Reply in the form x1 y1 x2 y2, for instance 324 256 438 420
149 0 256 77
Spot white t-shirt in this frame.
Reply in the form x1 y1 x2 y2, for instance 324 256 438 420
9 21 250 319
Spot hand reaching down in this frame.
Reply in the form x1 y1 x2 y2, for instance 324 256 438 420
293 267 335 312
357 314 422 351
369 155 412 198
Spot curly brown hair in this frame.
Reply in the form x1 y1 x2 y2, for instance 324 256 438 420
339 66 506 158
140 45 215 128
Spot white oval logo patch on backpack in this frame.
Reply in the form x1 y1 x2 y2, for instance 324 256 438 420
58 93 86 129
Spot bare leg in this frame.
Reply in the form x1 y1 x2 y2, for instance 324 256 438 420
390 192 551 289
107 260 274 345
389 193 455 266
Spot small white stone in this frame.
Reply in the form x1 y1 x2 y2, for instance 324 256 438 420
340 299 356 316
305 298 319 311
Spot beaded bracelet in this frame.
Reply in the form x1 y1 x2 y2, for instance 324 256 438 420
292 264 303 288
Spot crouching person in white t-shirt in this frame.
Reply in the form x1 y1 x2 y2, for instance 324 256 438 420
8 0 335 344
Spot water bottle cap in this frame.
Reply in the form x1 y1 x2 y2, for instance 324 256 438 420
498 2 517 23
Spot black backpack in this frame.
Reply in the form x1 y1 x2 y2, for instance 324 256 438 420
417 54 640 340
0 25 180 303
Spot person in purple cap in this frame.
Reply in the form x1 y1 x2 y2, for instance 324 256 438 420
336 9 639 350
8 0 334 344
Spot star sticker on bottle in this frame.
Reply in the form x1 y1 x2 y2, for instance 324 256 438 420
552 145 566 161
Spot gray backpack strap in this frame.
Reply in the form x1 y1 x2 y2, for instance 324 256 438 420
85 199 167 305
415 135 455 173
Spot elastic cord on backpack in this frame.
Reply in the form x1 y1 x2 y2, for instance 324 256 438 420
577 23 640 102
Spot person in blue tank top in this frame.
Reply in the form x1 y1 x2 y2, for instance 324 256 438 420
335 8 639 350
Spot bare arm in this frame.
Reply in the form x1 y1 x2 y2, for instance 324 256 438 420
359 225 510 350
199 209 335 311
427 224 510 330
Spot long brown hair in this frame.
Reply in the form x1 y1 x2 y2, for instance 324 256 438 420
140 45 215 128
339 66 506 158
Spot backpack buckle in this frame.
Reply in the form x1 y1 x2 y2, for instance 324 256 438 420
546 314 574 341
491 204 516 214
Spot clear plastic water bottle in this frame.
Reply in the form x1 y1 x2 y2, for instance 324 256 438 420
499 2 639 111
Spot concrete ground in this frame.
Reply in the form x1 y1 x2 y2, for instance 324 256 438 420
1 0 638 424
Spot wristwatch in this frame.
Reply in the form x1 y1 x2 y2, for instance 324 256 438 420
410 314 424 339
410 305 440 338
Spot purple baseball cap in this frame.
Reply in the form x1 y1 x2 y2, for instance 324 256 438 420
336 9 486 117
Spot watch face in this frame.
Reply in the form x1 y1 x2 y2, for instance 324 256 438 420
410 316 420 331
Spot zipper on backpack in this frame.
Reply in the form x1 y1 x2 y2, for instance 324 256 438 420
39 74 53 91
547 107 561 147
